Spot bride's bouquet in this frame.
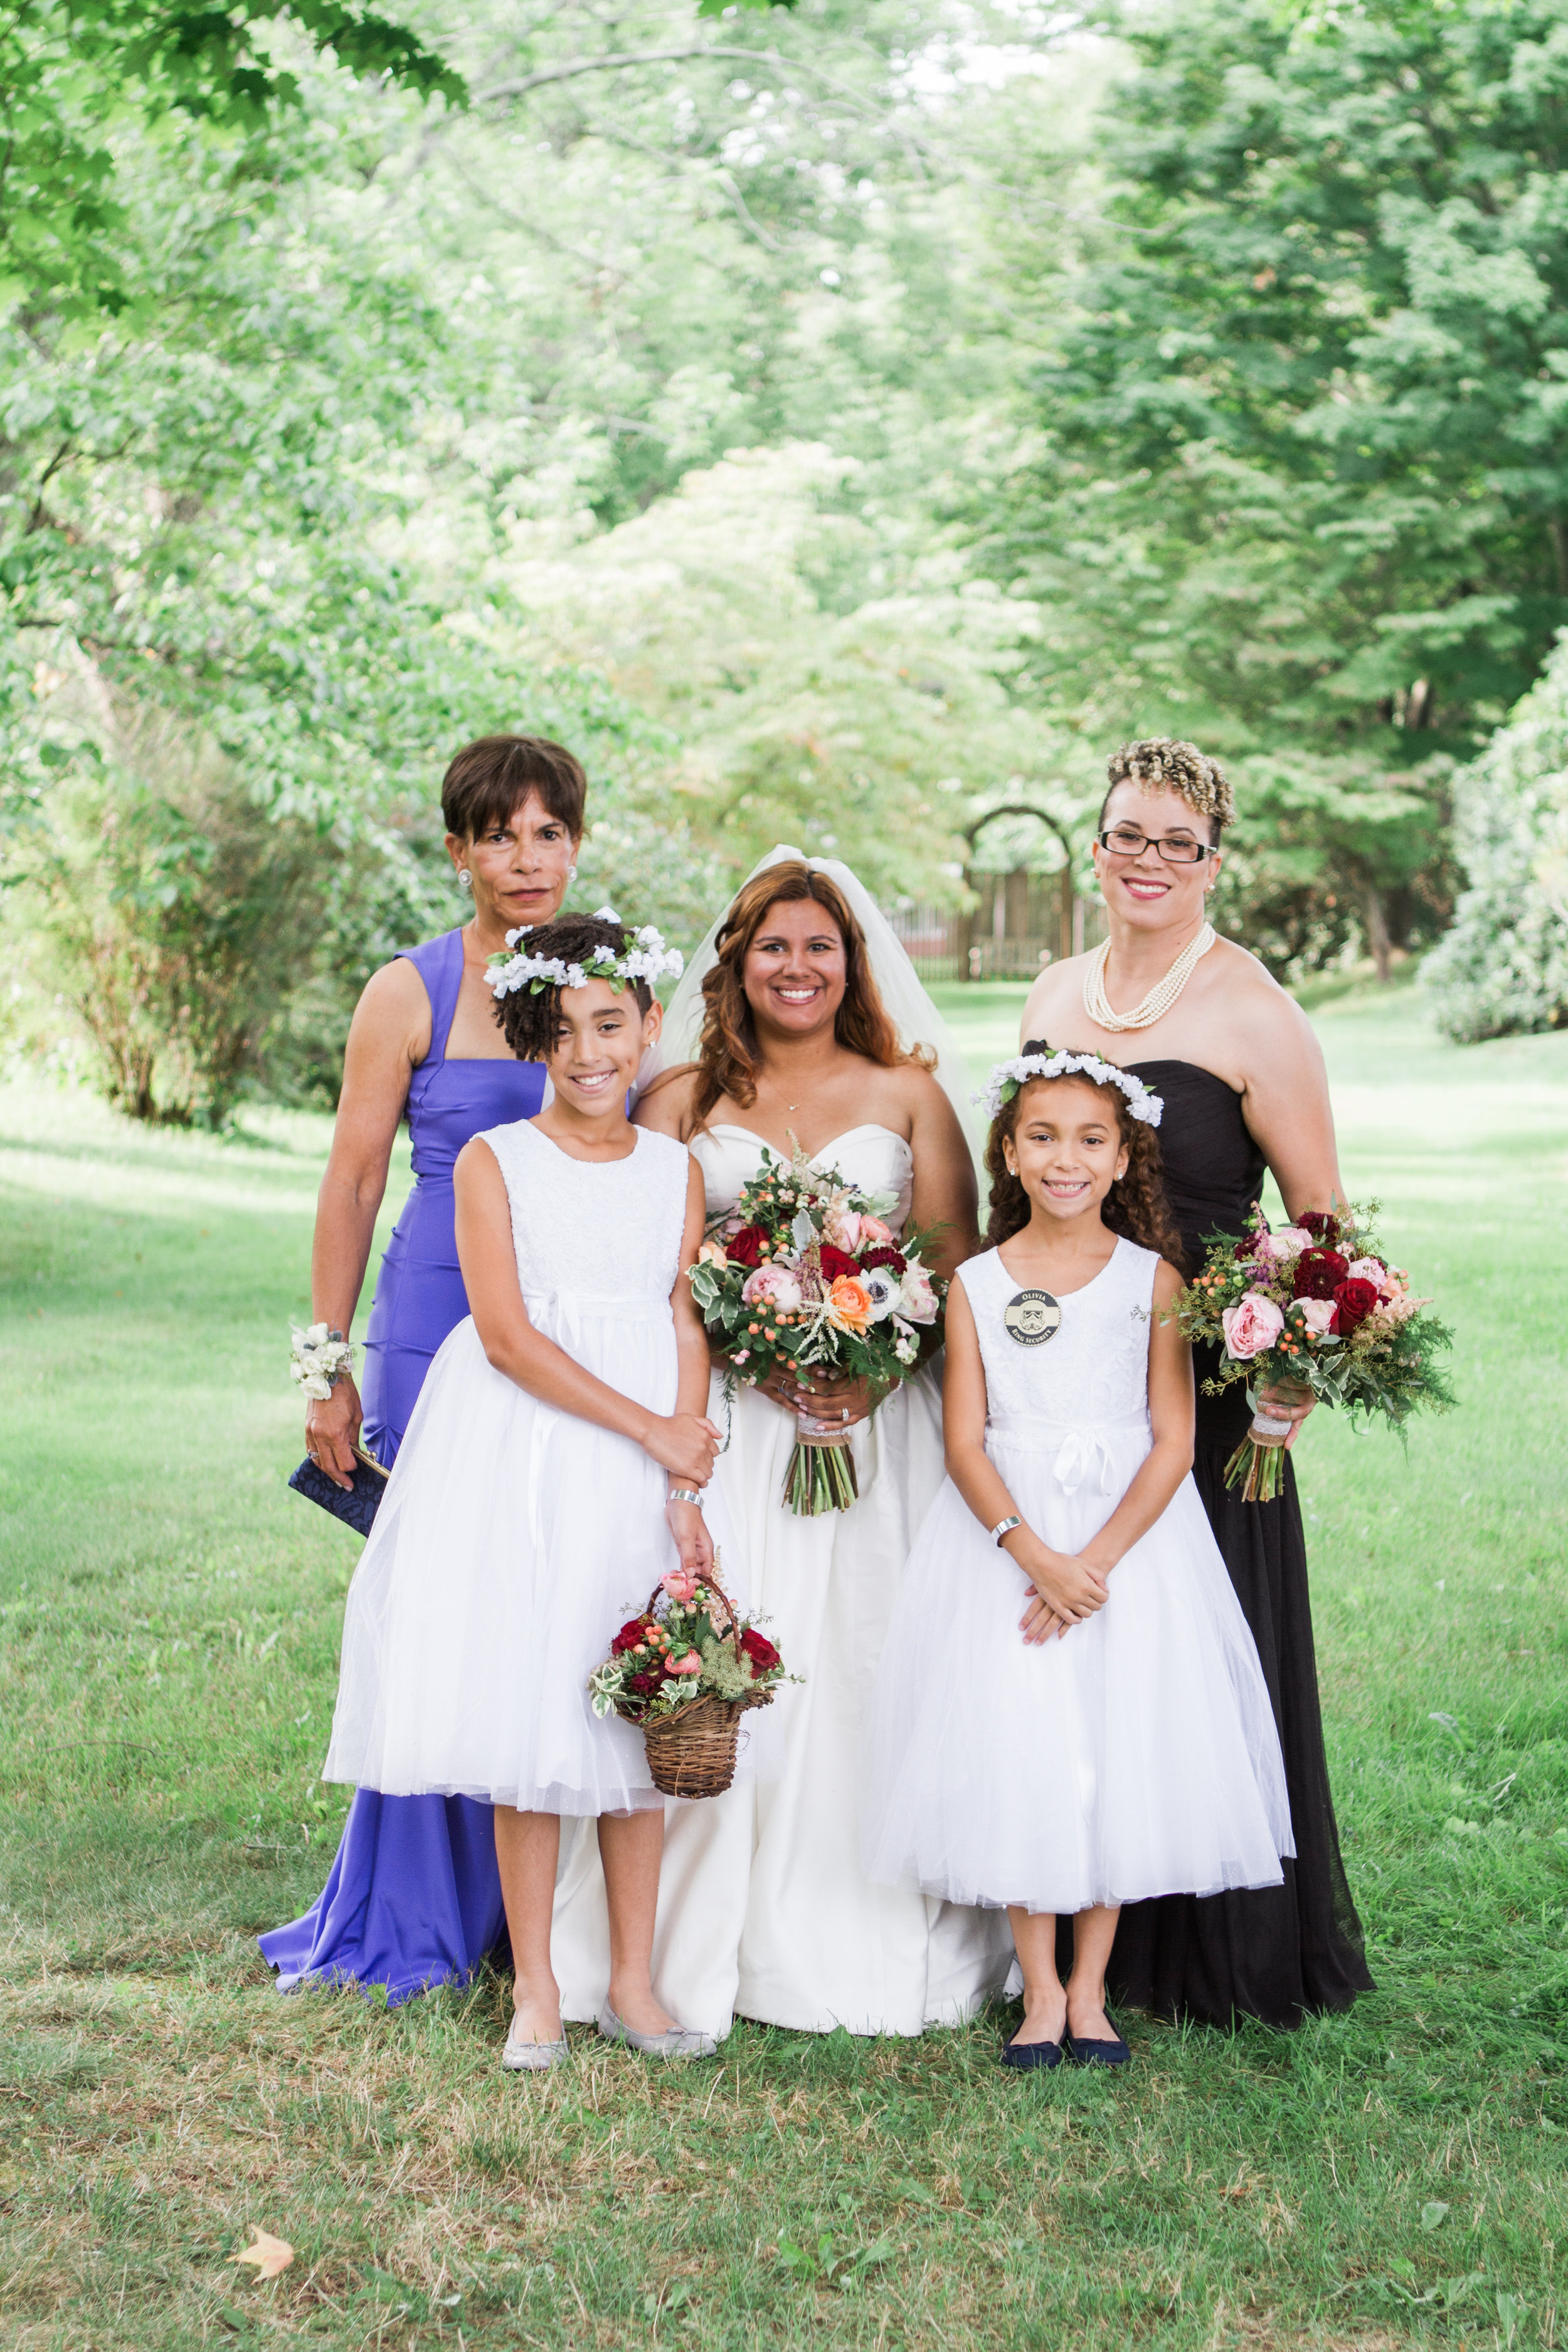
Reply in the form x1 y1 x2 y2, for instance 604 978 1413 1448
687 1141 944 1513
588 1565 792 1798
1170 1202 1454 1502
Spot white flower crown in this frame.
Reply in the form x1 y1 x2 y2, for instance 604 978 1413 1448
976 1050 1164 1127
486 905 685 1000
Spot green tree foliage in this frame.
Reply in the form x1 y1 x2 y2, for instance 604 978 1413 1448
0 0 463 314
985 0 1568 975
1425 633 1568 1039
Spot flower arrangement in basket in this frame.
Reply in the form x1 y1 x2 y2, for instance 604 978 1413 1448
687 1140 944 1515
588 1564 793 1799
1170 1202 1454 1502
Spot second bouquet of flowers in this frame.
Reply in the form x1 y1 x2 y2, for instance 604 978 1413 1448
1170 1202 1454 1502
588 1565 793 1799
687 1141 945 1514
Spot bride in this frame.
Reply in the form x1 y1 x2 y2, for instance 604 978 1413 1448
625 850 1014 2035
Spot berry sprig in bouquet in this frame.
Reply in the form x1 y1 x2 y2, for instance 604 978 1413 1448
1170 1204 1454 1502
588 1565 792 1798
687 1141 944 1515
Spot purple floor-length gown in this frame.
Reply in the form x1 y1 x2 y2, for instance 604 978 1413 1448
260 928 546 2004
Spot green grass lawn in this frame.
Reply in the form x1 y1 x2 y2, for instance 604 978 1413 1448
2 983 1565 2350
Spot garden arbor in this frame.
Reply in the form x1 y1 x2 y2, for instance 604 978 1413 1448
956 802 1088 980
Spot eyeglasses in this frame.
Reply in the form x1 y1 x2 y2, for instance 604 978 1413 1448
1096 825 1216 867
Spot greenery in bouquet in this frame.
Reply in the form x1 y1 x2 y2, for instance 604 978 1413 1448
686 1142 945 1514
588 1567 790 1727
1170 1204 1455 1502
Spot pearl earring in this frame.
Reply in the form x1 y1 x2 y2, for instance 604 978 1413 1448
569 864 578 880
457 868 472 891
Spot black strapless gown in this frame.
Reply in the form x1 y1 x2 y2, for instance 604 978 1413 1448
1106 1061 1374 2027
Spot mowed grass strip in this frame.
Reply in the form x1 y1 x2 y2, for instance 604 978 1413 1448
1 988 1565 2350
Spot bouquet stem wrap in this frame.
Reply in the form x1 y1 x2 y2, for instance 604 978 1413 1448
785 1414 861 1515
1224 1394 1298 1503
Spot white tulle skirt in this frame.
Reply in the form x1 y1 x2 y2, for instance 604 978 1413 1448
324 1301 691 1816
864 1412 1295 1915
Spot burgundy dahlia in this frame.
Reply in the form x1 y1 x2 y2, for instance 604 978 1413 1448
859 1244 908 1275
1299 1209 1342 1248
1292 1248 1349 1302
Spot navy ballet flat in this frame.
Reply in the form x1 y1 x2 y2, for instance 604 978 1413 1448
1001 2031 1063 2072
1064 2011 1130 2068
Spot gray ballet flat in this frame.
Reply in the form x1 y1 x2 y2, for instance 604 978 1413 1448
501 2019 569 2072
596 2002 718 2060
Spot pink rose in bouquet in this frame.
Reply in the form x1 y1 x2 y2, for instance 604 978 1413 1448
1222 1290 1286 1360
741 1263 804 1315
1294 1296 1338 1337
1252 1226 1313 1269
660 1567 698 1604
898 1265 939 1324
824 1202 864 1253
1345 1256 1387 1286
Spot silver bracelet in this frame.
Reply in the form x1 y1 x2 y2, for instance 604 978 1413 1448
667 1488 702 1508
990 1515 1022 1545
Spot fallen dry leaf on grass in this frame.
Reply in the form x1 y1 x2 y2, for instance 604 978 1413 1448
231 2231 294 2280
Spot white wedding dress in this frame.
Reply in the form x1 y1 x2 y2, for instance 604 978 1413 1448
635 1122 1015 2037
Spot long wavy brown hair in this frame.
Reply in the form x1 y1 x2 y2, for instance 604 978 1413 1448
983 1041 1183 1264
689 864 918 1124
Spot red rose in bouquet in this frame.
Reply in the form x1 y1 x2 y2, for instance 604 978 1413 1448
817 1242 861 1283
860 1244 908 1275
727 1225 766 1268
739 1627 781 1677
1333 1277 1380 1337
611 1618 649 1656
1293 1248 1349 1301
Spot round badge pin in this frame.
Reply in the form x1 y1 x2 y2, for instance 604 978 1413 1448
1004 1289 1062 1347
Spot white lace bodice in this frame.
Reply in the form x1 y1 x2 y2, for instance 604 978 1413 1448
961 1238 1157 1430
477 1120 690 1306
689 1123 916 1232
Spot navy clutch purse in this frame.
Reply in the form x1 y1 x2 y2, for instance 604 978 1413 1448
288 1447 389 1539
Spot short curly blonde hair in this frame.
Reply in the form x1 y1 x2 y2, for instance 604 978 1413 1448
1101 738 1234 840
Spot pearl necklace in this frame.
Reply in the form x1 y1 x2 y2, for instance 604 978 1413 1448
1082 922 1217 1033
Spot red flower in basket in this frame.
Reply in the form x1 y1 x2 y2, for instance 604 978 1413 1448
818 1242 861 1282
859 1244 908 1275
627 1670 659 1697
727 1225 766 1268
1292 1248 1349 1301
611 1618 649 1656
739 1627 781 1677
1332 1276 1380 1337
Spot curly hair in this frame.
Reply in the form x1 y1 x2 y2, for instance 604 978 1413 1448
492 913 652 1061
982 1039 1184 1264
1100 738 1234 843
689 863 924 1124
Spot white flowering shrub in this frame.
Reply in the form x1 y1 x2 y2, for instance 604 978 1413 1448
1424 638 1568 1042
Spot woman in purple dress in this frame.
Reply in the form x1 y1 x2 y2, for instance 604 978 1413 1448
261 734 587 2003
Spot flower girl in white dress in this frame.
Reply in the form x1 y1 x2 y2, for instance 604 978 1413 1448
866 1048 1295 2070
324 912 723 2070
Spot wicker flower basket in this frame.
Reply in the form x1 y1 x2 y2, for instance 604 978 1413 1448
618 1576 774 1800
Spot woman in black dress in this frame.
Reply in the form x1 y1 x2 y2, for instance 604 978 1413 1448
1019 739 1372 2026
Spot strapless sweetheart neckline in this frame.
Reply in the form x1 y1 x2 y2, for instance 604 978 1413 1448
700 1121 913 1160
